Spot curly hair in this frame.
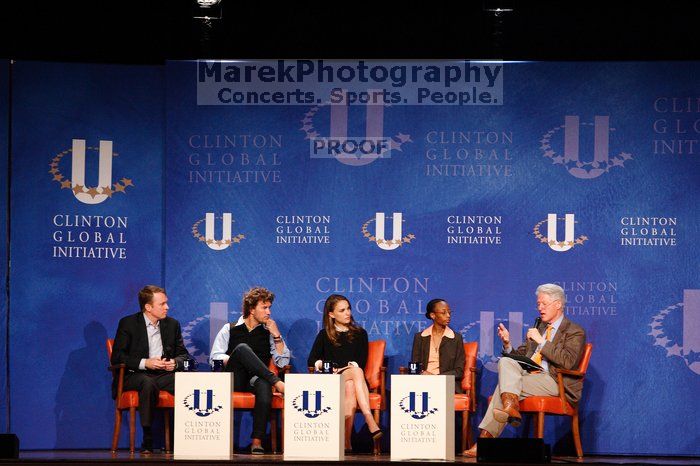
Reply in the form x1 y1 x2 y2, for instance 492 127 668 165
242 287 275 317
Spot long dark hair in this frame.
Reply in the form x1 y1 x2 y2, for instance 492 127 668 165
323 294 361 346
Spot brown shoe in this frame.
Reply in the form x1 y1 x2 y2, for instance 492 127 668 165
463 429 493 457
493 392 521 427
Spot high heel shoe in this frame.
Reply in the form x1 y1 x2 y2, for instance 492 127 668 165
369 428 384 440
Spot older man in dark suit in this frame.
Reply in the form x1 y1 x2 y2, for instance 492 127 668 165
111 285 189 453
464 283 586 457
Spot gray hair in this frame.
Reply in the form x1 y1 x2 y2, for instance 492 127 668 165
536 283 566 306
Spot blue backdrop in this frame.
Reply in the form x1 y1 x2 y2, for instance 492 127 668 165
0 60 9 432
9 62 164 449
2 60 699 455
165 60 700 456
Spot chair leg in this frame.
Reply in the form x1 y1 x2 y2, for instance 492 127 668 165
271 413 278 453
535 412 545 438
163 409 172 453
281 409 285 452
461 411 468 451
571 412 583 458
372 409 381 455
128 407 137 453
111 408 122 452
466 411 473 449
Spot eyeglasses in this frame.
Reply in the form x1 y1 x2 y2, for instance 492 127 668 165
432 310 451 315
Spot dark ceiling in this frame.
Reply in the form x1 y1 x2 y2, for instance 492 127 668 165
2 1 700 64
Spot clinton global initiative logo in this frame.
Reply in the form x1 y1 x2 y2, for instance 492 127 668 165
183 389 224 417
292 390 332 418
49 139 134 205
399 392 438 419
192 213 246 251
649 289 700 376
533 213 588 252
540 115 633 179
362 212 415 251
181 303 234 365
301 90 412 166
460 311 536 373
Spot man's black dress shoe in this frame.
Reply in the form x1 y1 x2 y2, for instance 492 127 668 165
251 444 265 455
140 435 153 454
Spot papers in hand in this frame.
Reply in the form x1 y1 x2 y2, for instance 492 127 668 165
500 351 544 372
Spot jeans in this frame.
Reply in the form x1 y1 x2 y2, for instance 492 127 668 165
228 343 281 440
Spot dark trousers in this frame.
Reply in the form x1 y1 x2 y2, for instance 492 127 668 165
123 371 174 428
228 343 280 440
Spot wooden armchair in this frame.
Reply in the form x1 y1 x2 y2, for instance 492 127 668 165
232 360 290 453
519 343 593 457
366 340 387 455
455 341 478 451
106 338 174 453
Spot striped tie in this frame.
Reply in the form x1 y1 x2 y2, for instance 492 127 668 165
531 325 553 365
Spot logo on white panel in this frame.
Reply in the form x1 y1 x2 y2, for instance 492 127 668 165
533 213 588 251
541 115 633 179
50 139 133 204
183 389 224 417
292 390 332 418
398 391 438 419
192 213 245 250
362 212 415 250
650 289 700 376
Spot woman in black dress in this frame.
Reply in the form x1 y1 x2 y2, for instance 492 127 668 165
307 294 383 450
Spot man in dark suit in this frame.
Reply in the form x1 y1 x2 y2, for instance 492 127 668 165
464 283 586 457
111 285 189 453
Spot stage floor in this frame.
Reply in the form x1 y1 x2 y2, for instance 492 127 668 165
1 451 699 466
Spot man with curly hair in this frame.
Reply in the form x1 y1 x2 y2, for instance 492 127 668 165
210 287 289 454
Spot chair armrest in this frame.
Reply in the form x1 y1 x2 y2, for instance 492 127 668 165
279 365 292 375
379 366 387 410
307 366 315 374
108 364 127 401
554 372 578 410
469 367 478 411
557 367 585 377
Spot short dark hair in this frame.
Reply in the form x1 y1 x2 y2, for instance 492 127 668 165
242 287 275 317
425 298 446 319
139 285 166 312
